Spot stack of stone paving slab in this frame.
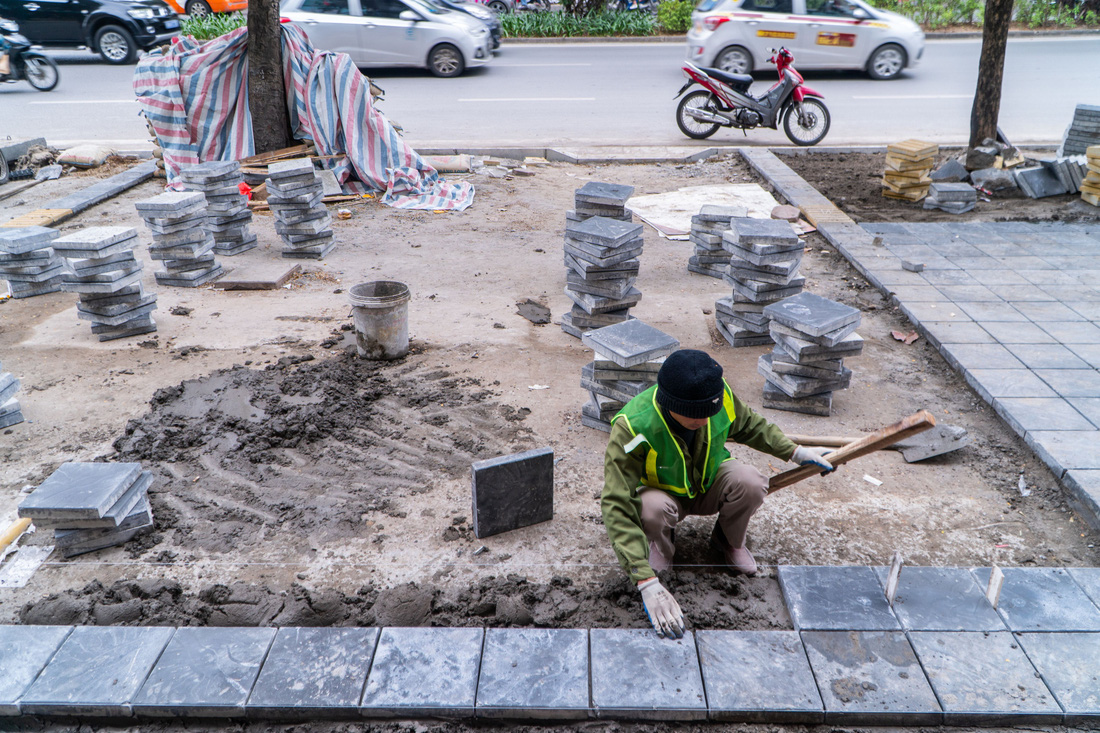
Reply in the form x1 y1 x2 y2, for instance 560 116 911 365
1058 103 1100 157
1084 145 1100 206
0 226 64 300
179 160 256 256
17 462 154 558
578 319 679 432
923 181 977 214
882 139 937 202
568 181 634 224
561 215 643 338
687 205 743 279
0 360 24 429
265 159 335 259
759 292 862 416
136 191 224 287
1039 155 1088 194
55 227 157 341
716 217 805 348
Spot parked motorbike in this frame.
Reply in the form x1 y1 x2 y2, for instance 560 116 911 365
0 18 59 92
607 0 656 12
674 47 829 146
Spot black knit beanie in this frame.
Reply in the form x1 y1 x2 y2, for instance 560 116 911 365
655 349 725 419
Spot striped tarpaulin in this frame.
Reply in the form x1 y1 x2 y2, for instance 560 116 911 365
133 24 474 211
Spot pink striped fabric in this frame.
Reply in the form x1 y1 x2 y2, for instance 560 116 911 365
134 24 474 211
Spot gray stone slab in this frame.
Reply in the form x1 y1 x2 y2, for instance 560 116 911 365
870 566 1004 631
1015 165 1069 198
919 321 995 347
246 627 378 719
18 462 143 522
1026 431 1100 472
53 495 153 550
569 305 633 329
728 217 800 249
993 397 1095 433
565 216 643 247
1067 567 1100 607
59 270 143 295
697 630 822 723
361 627 483 717
267 158 316 179
471 446 553 539
963 369 1057 401
762 292 861 337
563 241 642 268
800 630 940 725
475 628 588 719
0 625 72 715
589 628 706 720
0 226 59 254
135 190 206 216
21 626 174 716
955 301 1029 322
771 329 863 363
575 181 633 206
1038 320 1100 345
910 631 1061 725
132 627 275 717
977 320 1057 345
1004 343 1091 370
1069 398 1100 428
1016 631 1100 724
564 285 641 316
778 566 900 631
581 319 679 367
972 566 1100 631
53 226 138 252
0 374 19 405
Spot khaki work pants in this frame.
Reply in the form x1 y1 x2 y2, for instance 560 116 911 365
639 461 768 561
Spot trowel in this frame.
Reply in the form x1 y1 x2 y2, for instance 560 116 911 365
787 423 969 463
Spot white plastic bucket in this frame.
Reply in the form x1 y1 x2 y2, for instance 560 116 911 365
348 281 411 360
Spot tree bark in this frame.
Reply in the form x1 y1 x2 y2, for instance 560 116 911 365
248 0 292 154
968 0 1014 149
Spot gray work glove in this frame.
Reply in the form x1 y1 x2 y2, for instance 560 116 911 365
792 445 835 473
638 577 685 639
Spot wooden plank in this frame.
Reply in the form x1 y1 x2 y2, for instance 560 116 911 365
209 263 302 291
767 410 936 493
239 144 312 167
1 208 74 228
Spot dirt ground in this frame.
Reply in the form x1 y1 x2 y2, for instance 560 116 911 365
1 149 1099 731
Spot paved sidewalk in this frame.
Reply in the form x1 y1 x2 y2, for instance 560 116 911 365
742 149 1100 530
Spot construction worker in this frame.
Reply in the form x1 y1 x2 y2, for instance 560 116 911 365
600 348 834 638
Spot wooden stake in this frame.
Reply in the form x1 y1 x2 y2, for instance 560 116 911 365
885 551 903 606
767 410 937 493
986 565 1004 608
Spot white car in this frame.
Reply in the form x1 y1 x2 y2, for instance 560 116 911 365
686 0 924 80
281 0 492 77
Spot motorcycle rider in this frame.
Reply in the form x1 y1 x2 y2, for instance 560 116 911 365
0 18 11 77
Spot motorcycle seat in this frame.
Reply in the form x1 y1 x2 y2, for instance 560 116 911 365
699 66 754 89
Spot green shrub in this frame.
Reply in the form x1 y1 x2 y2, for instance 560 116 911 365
180 11 246 40
501 9 657 36
657 0 694 32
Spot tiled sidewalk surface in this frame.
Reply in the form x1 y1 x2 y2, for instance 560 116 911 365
2 566 1099 723
742 149 1100 529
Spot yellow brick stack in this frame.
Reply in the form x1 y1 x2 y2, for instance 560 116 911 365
882 140 938 202
1083 145 1100 207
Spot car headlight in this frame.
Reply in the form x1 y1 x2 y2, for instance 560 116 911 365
128 8 157 19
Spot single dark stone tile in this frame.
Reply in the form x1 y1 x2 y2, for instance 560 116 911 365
0 626 72 715
762 292 860 337
1017 631 1100 725
575 181 634 206
581 319 679 367
1025 431 1100 472
979 321 1057 344
361 627 483 717
897 302 972 326
1067 568 1100 609
1038 321 1100 344
247 627 378 719
697 630 822 723
919 321 994 347
471 447 553 539
1003 343 1090 370
1013 301 1088 321
0 226 59 254
801 630 940 725
963 369 1056 402
955 301 1029 322
475 628 588 719
972 567 1100 631
870 566 1004 631
778 566 899 631
1035 369 1100 398
940 343 1025 371
21 626 175 716
1068 398 1100 428
133 627 276 717
993 397 1096 433
589 629 706 720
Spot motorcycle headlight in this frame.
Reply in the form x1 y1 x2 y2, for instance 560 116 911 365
128 8 157 19
0 19 19 32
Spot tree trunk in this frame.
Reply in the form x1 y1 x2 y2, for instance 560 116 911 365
968 0 1014 149
248 0 292 154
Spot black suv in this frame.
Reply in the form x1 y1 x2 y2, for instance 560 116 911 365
0 0 180 64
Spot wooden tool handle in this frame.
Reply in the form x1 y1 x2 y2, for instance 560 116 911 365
785 434 861 448
767 410 936 493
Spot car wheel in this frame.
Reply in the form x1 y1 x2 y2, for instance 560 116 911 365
714 45 752 75
867 43 906 80
488 0 509 11
428 43 464 78
185 0 212 16
95 25 136 65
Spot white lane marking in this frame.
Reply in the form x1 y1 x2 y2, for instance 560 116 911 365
29 99 138 105
851 94 972 99
498 62 593 67
458 97 596 102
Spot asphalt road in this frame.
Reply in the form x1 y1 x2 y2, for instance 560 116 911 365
1 34 1096 150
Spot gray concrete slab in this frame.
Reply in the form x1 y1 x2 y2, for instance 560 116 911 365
778 566 900 631
1069 343 1100 368
940 343 1026 371
0 626 72 716
1026 431 1100 473
1016 631 1100 725
979 321 1058 344
1068 567 1100 607
18 462 143 522
993 397 1096 433
909 631 1062 725
871 566 1004 631
21 626 174 716
762 291 860 337
1035 368 1100 398
800 630 940 725
1038 321 1100 344
1003 343 1091 370
360 627 483 717
963 369 1057 402
918 321 995 347
972 567 1100 631
697 630 822 723
581 319 679 367
1069 398 1100 428
471 447 554 539
954 301 1029 322
475 628 588 719
246 627 377 719
133 627 275 717
589 629 706 720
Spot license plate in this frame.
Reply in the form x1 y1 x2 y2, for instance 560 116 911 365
164 19 180 29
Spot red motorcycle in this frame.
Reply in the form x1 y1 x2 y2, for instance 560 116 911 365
674 47 830 146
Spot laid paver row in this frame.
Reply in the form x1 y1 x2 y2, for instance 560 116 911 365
2 566 1100 724
740 149 1100 530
